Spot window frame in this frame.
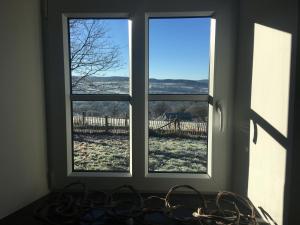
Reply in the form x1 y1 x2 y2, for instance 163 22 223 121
46 2 233 192
63 14 133 177
145 13 214 178
63 12 215 182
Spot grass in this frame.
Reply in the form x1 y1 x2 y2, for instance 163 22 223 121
73 133 207 173
149 137 207 173
73 133 129 171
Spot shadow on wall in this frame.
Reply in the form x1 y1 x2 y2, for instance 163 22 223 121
233 3 297 225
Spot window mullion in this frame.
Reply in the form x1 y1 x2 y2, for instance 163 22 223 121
130 11 147 179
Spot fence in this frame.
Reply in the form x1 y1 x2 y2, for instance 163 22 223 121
73 115 129 135
73 114 207 138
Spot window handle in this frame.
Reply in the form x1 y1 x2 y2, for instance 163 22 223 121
216 101 223 132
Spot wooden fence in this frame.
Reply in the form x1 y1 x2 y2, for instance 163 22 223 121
73 114 207 138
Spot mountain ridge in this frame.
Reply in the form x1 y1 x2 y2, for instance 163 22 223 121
72 75 208 94
73 75 208 83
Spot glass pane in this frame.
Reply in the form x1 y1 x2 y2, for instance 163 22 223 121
149 18 211 94
148 101 208 173
69 19 129 94
72 101 129 172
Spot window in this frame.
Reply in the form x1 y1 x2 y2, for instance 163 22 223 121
46 5 234 191
68 19 131 173
147 17 211 174
66 16 212 177
63 13 216 187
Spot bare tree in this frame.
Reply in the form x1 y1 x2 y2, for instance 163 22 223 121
69 19 122 88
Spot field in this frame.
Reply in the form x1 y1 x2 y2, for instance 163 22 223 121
73 133 129 171
148 136 207 172
73 133 207 173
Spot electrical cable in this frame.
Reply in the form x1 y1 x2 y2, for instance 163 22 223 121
34 182 259 225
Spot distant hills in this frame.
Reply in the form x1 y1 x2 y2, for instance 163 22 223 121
72 76 208 94
87 76 129 82
149 78 207 84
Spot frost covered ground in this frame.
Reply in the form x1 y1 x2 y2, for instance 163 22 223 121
73 133 207 173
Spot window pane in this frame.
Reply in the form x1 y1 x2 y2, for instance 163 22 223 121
148 101 208 173
149 18 210 94
72 101 129 172
69 19 129 94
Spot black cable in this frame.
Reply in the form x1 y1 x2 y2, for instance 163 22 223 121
34 182 258 225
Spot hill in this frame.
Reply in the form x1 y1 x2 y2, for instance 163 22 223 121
72 76 208 94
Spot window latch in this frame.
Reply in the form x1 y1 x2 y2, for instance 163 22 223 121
216 101 223 132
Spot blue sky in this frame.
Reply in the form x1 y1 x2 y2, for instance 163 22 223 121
149 18 211 80
72 18 211 81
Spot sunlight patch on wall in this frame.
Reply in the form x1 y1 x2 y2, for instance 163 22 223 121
250 24 291 137
249 123 286 225
248 23 292 225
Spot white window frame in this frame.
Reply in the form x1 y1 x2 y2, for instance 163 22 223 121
45 0 234 192
62 11 216 187
144 12 214 179
63 14 133 178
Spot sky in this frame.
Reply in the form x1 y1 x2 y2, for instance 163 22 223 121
149 18 211 81
71 18 211 81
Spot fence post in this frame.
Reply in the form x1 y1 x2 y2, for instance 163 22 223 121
105 116 109 132
82 112 86 125
125 117 128 127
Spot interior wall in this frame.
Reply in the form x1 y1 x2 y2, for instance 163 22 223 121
233 0 298 224
286 4 300 224
0 0 48 219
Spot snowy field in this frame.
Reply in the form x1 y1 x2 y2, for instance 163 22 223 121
73 133 207 173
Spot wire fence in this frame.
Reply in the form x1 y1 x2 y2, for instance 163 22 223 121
73 114 207 138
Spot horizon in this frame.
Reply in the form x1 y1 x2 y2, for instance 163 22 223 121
72 75 209 81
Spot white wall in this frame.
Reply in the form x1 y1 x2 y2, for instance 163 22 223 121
233 0 298 224
0 0 48 219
